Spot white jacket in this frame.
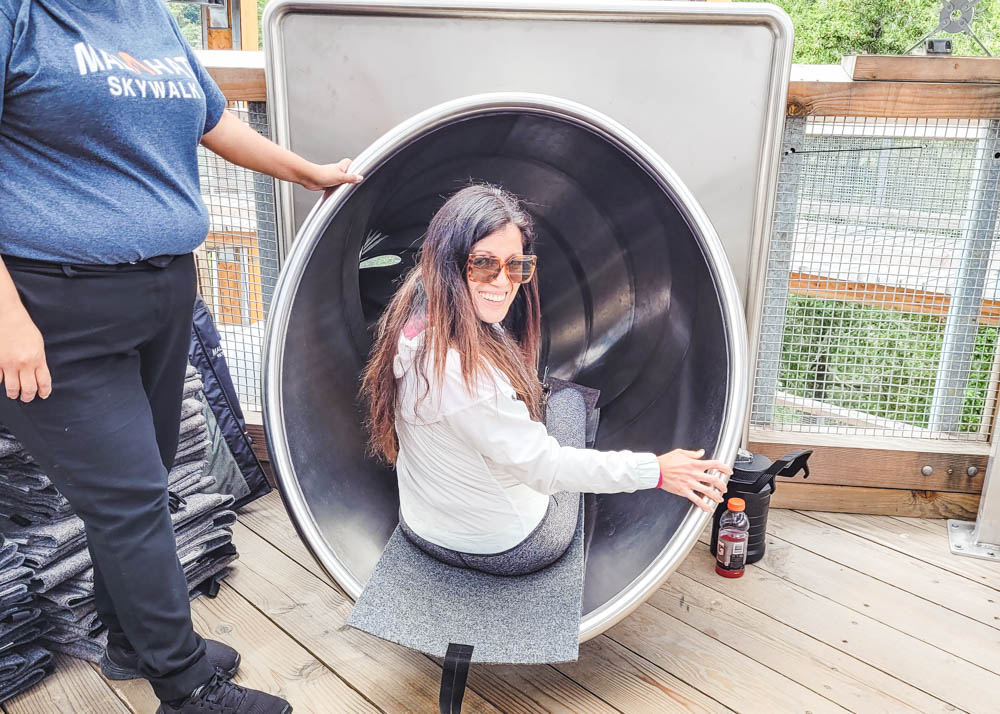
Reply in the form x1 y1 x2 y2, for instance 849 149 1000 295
393 325 661 554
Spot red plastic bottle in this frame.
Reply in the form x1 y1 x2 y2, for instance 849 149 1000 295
715 498 750 578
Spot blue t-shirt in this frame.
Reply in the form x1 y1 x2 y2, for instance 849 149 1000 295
0 0 227 264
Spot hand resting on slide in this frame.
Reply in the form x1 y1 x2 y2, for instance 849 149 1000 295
656 448 732 513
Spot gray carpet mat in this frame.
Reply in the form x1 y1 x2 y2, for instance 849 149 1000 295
346 501 584 664
0 644 53 704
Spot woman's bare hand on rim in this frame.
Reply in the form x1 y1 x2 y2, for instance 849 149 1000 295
0 306 52 403
657 448 732 512
299 158 363 192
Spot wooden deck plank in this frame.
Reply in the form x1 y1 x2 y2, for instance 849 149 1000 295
240 492 623 713
605 603 848 714
554 635 733 714
229 521 502 714
749 528 1000 673
25 493 999 713
767 509 1000 631
679 541 998 714
469 664 618 714
99 583 381 714
243 494 732 713
804 511 1000 591
238 492 337 586
3 654 130 714
891 516 949 533
200 584 379 713
94 663 159 714
649 572 951 714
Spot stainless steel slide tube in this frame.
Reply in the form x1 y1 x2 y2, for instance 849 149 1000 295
263 94 748 640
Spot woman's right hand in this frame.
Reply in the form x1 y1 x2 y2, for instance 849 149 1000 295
0 305 51 402
657 448 732 513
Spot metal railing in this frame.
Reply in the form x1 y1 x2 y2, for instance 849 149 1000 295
752 116 1000 444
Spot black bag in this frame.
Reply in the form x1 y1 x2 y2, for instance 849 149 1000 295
189 296 271 509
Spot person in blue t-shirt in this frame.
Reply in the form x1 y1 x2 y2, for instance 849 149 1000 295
0 2 360 712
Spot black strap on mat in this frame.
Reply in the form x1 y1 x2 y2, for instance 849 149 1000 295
440 643 474 714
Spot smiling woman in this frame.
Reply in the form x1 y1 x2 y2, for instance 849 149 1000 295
466 226 537 324
358 183 730 576
361 184 546 472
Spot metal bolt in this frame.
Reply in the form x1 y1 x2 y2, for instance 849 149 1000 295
968 466 979 477
947 467 954 475
921 465 933 476
951 522 960 528
956 544 964 550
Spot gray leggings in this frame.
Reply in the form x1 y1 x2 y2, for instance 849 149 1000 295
399 386 588 576
399 491 581 576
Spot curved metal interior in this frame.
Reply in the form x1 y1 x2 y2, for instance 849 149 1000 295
269 107 738 634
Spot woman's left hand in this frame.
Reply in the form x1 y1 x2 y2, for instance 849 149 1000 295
297 158 363 191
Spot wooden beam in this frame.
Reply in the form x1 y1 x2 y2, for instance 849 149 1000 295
770 481 981 519
843 55 1000 83
198 50 266 102
798 200 963 232
749 439 986 493
788 271 1000 326
246 421 268 461
206 28 234 50
772 391 942 436
788 65 1000 119
195 53 1000 119
206 0 234 50
244 421 276 487
240 0 259 52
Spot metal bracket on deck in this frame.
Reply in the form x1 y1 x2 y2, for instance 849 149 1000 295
947 519 998 560
950 417 1000 561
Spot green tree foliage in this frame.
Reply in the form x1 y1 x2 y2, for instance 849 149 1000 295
258 0 269 49
222 0 1000 61
165 1 203 48
779 296 996 432
167 1 271 50
739 0 1000 63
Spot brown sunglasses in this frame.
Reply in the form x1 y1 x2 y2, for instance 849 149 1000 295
467 253 537 284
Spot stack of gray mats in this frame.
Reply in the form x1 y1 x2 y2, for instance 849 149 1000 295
0 366 239 696
0 529 52 704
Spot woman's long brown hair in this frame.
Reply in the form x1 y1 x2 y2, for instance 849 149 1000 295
360 184 543 463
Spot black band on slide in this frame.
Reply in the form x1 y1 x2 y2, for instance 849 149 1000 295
440 643 474 714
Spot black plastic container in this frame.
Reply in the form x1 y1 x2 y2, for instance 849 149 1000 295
709 448 812 565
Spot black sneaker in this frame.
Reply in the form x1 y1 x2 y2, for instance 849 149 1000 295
100 639 241 681
156 670 292 714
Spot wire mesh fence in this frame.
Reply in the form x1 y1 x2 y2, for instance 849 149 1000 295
195 101 278 413
752 115 1000 442
200 104 1000 441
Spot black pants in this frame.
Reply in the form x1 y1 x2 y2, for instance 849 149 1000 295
0 254 214 702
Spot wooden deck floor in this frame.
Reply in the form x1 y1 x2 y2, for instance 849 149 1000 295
8 491 999 714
